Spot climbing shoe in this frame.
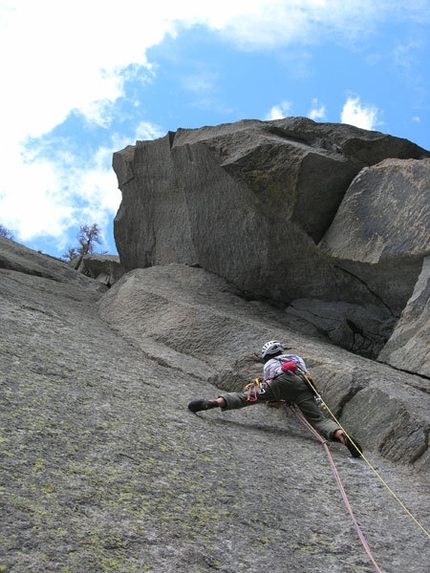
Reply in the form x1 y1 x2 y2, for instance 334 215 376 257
188 399 219 413
343 434 363 458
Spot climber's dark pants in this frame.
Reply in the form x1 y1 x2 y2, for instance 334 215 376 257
219 372 340 441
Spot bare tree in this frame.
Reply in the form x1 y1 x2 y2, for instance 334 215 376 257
63 224 103 262
0 224 14 239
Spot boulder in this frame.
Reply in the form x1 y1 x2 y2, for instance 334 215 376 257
76 254 125 286
317 157 430 374
318 158 430 262
113 118 428 275
378 256 430 377
112 117 429 361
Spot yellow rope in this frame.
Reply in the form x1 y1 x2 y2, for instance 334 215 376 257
306 377 430 540
292 406 383 573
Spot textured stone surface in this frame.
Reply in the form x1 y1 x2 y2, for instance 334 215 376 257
317 157 430 368
112 118 429 361
76 254 126 286
1 242 429 573
318 158 430 262
0 236 106 291
98 264 429 469
378 256 430 377
284 298 396 357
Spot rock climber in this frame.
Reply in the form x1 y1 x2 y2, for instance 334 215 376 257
188 340 363 458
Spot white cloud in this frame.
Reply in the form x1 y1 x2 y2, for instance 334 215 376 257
207 0 430 48
308 98 327 121
340 96 381 131
393 40 422 70
0 149 75 242
182 70 220 93
1 1 423 140
0 0 426 253
265 101 292 120
134 122 165 142
0 1 162 141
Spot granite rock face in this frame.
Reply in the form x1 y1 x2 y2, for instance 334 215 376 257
378 255 430 377
0 236 106 291
98 264 429 469
112 118 429 362
1 239 429 573
318 158 430 262
314 156 430 376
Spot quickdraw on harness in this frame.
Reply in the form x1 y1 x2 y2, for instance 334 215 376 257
243 377 266 403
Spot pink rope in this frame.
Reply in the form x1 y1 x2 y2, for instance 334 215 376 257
291 406 383 573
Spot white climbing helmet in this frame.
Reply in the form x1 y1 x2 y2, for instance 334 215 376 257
261 340 284 360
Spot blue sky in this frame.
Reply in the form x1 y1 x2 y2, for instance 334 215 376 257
1 0 429 258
